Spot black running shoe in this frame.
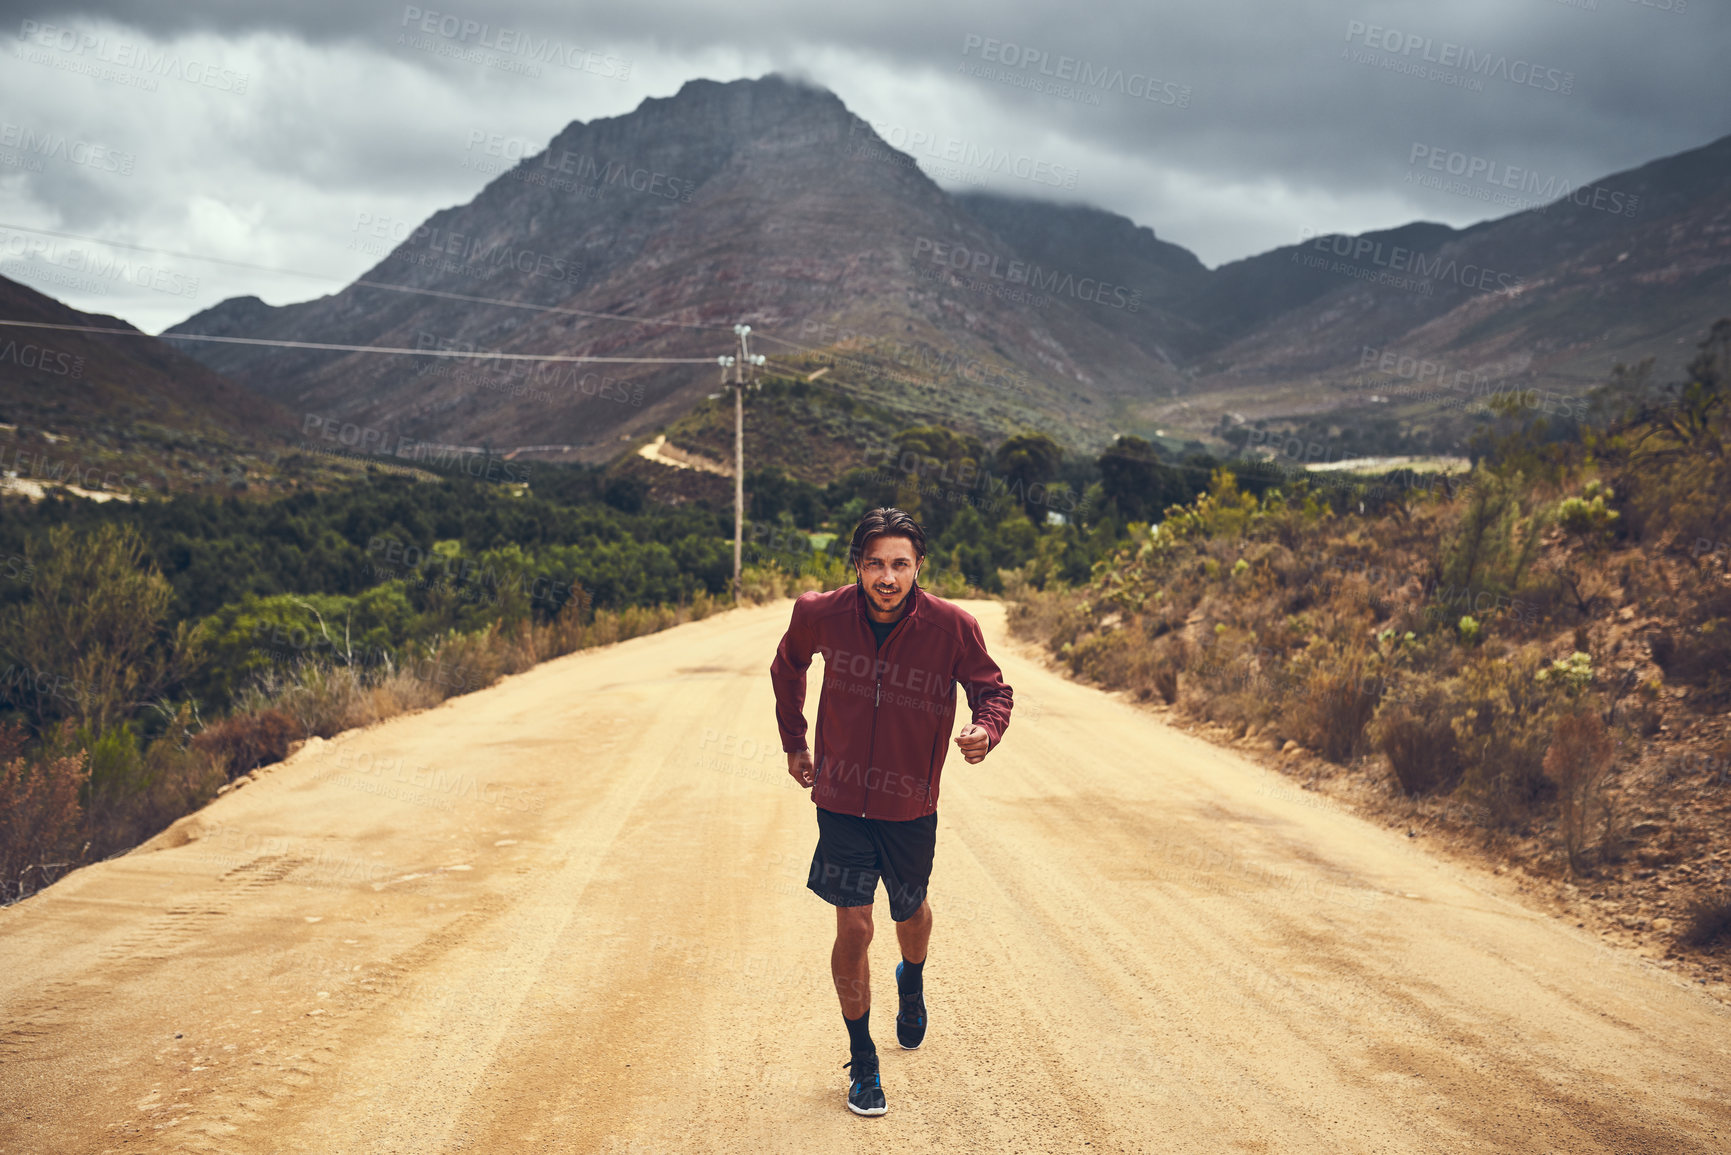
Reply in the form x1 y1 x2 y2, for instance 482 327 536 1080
895 961 926 1050
843 1050 886 1116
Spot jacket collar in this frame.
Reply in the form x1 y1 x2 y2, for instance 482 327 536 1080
852 579 923 627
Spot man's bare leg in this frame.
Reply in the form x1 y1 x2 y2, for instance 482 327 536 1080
892 899 931 1049
895 899 931 964
832 904 874 1021
833 903 886 1114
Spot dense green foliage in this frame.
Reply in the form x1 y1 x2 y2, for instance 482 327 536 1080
0 467 733 622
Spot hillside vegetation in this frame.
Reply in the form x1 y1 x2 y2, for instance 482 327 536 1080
1010 321 1731 974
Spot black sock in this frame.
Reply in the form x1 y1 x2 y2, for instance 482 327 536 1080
844 1008 874 1055
898 958 924 994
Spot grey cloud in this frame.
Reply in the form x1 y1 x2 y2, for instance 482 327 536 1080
0 0 1723 326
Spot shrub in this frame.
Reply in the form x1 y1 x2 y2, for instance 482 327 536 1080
538 595 592 659
1153 665 1179 705
0 725 89 903
423 625 506 701
270 662 373 737
1292 641 1378 764
1647 588 1731 705
1679 890 1731 948
1543 709 1616 875
362 667 444 718
1439 469 1546 606
68 710 224 859
0 523 193 734
1448 648 1561 826
1535 651 1594 694
192 709 297 779
1370 678 1462 795
1555 482 1619 543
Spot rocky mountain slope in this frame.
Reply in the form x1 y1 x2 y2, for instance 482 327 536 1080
162 76 1731 460
168 77 1186 462
0 273 296 495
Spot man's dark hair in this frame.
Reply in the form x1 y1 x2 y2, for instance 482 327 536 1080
849 507 927 569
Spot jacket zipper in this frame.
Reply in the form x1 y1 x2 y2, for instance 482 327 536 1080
920 685 948 803
860 587 916 819
865 609 903 817
864 671 878 818
863 613 877 818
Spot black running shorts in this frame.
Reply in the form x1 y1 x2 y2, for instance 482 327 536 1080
806 806 937 922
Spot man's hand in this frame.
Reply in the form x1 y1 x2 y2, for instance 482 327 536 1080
787 749 815 788
954 724 992 764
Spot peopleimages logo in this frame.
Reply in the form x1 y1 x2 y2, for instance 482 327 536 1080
848 120 1079 191
398 6 630 80
1407 143 1638 219
1296 228 1521 295
0 122 134 175
960 34 1192 108
912 236 1142 312
1343 21 1574 96
15 20 251 93
0 227 200 299
0 338 83 378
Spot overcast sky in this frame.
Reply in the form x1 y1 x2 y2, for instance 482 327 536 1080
0 0 1724 333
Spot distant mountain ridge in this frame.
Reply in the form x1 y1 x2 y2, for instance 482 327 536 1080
0 272 296 495
159 75 1731 454
168 76 1187 460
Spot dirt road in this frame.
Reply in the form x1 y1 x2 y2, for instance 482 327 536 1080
3 600 1727 1153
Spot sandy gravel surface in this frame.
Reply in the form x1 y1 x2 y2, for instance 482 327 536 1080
2 600 1727 1153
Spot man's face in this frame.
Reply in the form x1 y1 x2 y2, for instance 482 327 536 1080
857 534 922 618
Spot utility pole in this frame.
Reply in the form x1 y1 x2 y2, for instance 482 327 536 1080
724 323 765 602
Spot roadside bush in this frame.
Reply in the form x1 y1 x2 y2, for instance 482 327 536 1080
0 724 89 902
192 708 297 779
1448 647 1560 826
361 667 444 718
1153 663 1179 705
1439 469 1546 609
1291 640 1378 764
1647 587 1731 705
423 625 506 702
1 523 193 734
1005 578 1092 652
267 662 373 738
69 710 223 859
1679 889 1731 949
1370 676 1462 795
1543 709 1616 875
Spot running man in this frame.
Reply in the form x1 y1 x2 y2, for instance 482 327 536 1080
770 507 1013 1117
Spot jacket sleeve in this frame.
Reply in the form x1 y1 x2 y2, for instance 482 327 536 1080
770 594 818 753
954 612 1013 750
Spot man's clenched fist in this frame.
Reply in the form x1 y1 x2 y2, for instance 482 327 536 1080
954 724 991 764
787 749 815 788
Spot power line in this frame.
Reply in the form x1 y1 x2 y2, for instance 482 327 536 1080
0 220 736 333
0 319 720 363
0 222 978 387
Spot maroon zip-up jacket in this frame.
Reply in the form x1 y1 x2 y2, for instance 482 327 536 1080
771 582 1013 820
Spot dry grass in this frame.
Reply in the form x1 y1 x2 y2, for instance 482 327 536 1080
1543 709 1616 876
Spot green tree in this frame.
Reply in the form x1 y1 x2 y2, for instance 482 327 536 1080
994 432 1063 521
1098 435 1164 522
2 524 194 735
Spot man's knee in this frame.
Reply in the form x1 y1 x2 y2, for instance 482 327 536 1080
893 893 931 924
835 904 874 946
